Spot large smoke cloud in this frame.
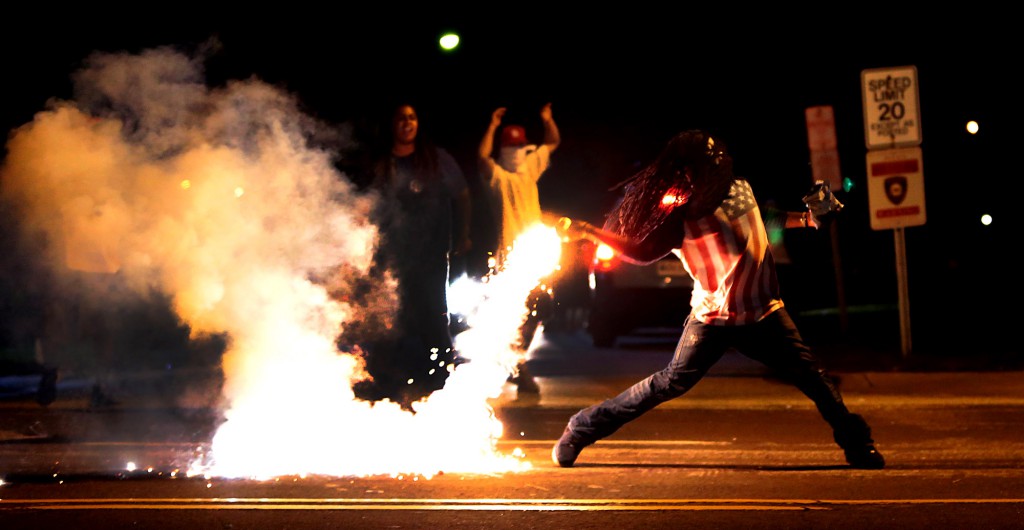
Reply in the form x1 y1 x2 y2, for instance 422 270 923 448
0 45 381 407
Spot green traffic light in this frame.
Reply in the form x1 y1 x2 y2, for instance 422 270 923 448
842 177 854 193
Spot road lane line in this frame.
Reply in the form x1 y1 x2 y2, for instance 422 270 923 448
3 498 1024 512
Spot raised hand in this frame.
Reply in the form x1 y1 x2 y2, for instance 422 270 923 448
491 107 507 128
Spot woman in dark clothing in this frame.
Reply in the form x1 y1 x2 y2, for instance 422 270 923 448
350 103 471 408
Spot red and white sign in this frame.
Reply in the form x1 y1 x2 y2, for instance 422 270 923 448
866 147 926 230
806 105 838 151
805 105 842 190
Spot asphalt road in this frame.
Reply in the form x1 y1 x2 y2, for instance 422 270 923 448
1 330 1023 529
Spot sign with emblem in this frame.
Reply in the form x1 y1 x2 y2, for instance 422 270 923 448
866 146 926 230
862 65 922 149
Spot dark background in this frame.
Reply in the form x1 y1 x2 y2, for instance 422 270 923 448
1 9 1017 358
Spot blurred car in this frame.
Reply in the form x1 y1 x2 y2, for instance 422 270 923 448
587 243 693 347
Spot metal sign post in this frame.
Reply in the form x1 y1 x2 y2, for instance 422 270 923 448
805 105 847 334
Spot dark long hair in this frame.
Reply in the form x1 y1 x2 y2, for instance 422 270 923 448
608 130 734 240
371 102 442 185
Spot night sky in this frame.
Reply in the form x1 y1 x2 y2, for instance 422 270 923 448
2 9 1017 354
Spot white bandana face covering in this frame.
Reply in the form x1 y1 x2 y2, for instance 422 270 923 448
499 145 535 172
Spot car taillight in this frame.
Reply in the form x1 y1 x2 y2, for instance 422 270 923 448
593 242 619 272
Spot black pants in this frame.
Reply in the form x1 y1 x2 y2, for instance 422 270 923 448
567 308 863 444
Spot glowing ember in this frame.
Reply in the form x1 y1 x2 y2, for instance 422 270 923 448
1 46 565 481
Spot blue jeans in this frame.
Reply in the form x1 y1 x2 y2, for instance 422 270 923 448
569 307 855 442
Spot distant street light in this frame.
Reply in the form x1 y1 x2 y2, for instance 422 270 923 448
439 33 460 51
966 120 979 134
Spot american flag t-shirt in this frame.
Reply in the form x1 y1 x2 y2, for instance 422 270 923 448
680 179 784 325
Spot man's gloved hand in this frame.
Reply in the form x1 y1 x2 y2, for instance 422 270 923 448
802 180 844 227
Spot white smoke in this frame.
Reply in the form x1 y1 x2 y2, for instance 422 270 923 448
0 44 379 428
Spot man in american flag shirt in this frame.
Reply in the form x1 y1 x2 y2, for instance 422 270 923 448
551 130 885 470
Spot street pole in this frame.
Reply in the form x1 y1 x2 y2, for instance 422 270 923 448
894 226 912 358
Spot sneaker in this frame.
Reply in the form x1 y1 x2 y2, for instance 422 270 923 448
551 426 588 467
833 413 884 469
509 361 540 395
844 444 885 469
512 374 540 395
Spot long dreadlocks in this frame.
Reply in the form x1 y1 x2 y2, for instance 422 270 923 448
606 130 734 240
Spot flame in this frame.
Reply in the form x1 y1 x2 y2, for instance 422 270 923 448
0 46 565 481
190 223 561 480
451 223 562 371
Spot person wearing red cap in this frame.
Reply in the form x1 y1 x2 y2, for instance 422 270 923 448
478 103 561 396
479 103 561 258
550 130 884 470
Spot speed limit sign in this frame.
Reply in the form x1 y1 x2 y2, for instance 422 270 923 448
861 65 921 150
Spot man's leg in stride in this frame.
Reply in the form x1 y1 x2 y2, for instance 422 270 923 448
509 286 551 396
736 308 885 469
553 316 728 467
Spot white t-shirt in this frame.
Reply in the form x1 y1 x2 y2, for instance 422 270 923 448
487 144 551 257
